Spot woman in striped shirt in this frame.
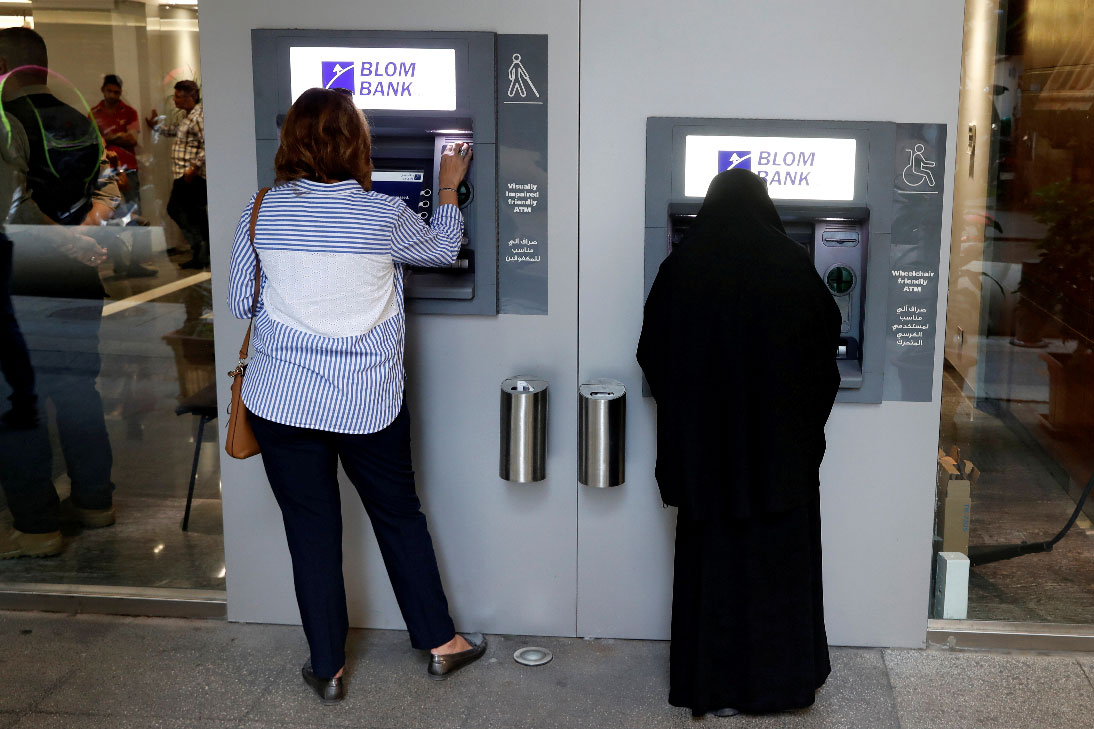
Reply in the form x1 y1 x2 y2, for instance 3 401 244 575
228 88 484 704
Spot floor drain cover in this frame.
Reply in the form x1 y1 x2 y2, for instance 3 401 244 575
513 646 553 666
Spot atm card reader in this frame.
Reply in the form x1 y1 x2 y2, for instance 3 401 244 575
369 124 477 300
406 134 476 299
822 230 860 246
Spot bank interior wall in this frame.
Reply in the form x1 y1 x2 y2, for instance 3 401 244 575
35 2 200 232
203 0 963 648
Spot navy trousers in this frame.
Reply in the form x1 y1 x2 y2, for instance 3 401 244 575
250 406 456 677
0 234 35 411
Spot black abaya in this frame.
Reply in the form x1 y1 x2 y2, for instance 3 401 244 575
637 169 842 715
669 499 830 715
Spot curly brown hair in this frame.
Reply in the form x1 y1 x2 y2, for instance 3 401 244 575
274 88 372 190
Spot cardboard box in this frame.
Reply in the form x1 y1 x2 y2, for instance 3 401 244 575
936 449 978 556
941 479 971 555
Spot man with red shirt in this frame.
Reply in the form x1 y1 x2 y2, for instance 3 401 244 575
91 74 138 181
90 74 152 276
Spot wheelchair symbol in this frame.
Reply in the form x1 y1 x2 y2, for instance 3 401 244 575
902 144 936 188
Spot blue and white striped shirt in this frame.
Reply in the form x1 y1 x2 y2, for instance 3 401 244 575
228 179 463 433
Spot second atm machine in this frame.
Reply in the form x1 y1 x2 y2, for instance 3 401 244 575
252 30 498 315
645 118 898 403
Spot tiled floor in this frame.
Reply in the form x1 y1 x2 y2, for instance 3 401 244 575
1 610 1093 729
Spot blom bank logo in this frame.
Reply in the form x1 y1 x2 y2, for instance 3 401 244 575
321 61 354 92
717 151 752 171
291 47 456 111
685 135 857 201
721 149 817 187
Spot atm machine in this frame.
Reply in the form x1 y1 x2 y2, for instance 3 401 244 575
645 118 899 403
252 30 498 315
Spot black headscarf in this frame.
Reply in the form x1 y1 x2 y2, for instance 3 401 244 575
637 169 842 519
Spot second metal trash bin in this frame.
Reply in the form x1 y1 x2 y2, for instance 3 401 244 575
499 376 548 483
578 379 626 487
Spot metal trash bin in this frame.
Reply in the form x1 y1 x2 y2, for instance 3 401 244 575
578 379 625 487
500 376 548 483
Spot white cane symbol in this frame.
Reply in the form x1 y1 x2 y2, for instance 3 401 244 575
507 53 539 99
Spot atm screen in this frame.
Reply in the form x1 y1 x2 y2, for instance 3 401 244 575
288 47 457 111
684 135 857 201
372 170 430 219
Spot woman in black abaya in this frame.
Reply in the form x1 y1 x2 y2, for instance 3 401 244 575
637 169 841 717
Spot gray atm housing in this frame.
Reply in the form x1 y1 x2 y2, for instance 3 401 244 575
645 118 898 404
251 29 498 315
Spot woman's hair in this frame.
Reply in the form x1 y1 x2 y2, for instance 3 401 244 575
274 88 372 190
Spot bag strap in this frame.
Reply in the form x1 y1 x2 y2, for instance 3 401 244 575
236 187 271 364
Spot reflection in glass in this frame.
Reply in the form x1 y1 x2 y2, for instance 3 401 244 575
0 6 223 595
938 0 1094 624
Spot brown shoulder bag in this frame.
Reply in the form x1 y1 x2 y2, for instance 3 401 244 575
224 187 270 459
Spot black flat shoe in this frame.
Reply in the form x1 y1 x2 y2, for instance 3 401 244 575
302 661 345 704
427 632 487 680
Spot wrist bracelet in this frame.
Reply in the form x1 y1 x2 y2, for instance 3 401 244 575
439 186 458 192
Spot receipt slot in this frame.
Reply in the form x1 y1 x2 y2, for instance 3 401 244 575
500 376 548 483
578 380 626 488
646 118 900 403
252 29 499 315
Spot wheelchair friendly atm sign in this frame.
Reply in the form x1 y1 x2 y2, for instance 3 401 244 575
684 135 857 201
289 47 456 111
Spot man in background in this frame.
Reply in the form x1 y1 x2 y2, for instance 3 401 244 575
91 74 139 202
146 80 206 269
91 73 153 277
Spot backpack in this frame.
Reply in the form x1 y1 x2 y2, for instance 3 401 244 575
6 92 104 226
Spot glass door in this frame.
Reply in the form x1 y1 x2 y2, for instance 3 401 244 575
0 1 223 607
938 0 1094 625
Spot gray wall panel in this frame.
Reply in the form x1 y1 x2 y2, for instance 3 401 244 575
577 0 963 646
205 0 964 649
203 0 580 635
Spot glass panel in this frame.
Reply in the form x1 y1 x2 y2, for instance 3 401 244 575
0 2 223 592
937 0 1094 623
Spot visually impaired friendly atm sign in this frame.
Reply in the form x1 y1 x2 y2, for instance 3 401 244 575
289 47 457 111
684 135 857 201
